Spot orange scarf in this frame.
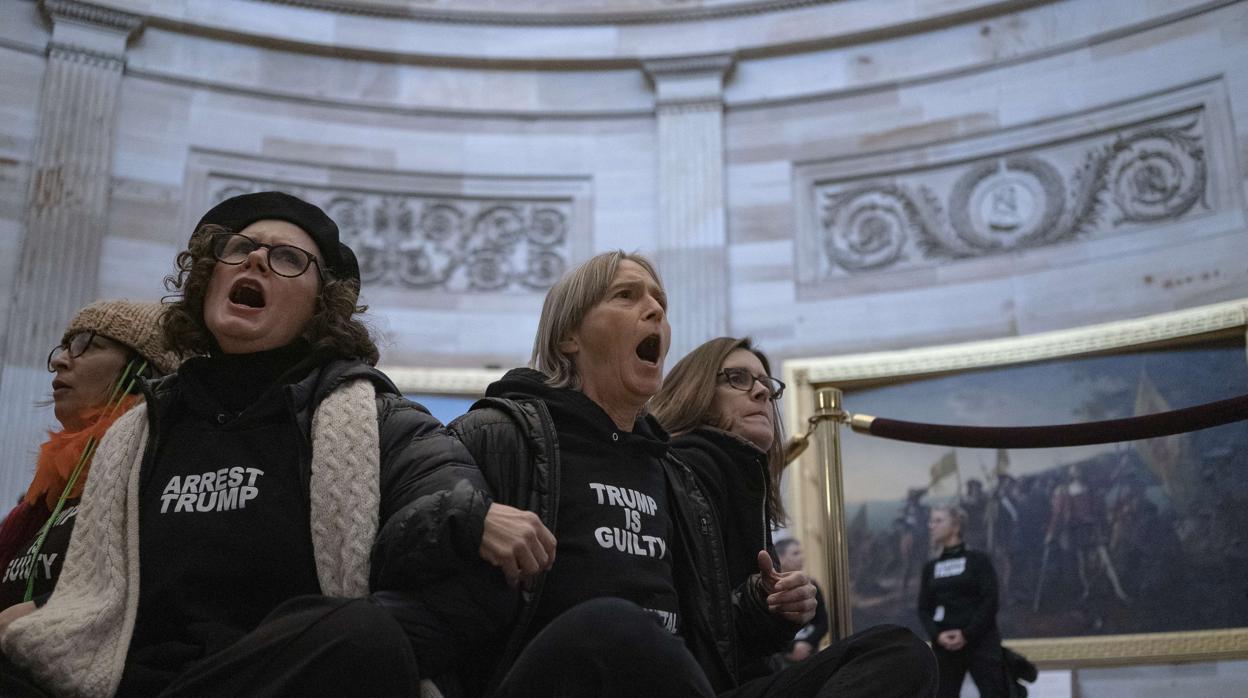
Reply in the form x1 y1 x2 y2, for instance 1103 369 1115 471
24 394 142 509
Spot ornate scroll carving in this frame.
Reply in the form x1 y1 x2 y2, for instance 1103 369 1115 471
205 178 571 292
821 184 937 270
807 114 1212 279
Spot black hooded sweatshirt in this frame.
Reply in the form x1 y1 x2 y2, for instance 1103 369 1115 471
123 342 326 693
451 368 798 694
488 369 683 638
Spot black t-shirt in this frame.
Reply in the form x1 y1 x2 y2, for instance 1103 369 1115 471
120 344 324 694
0 499 79 608
524 381 681 637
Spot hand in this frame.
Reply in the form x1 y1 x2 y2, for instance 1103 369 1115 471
937 629 966 651
757 550 816 625
479 503 557 588
788 640 814 662
0 601 36 637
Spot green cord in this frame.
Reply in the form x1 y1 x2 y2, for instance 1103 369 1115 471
22 358 147 602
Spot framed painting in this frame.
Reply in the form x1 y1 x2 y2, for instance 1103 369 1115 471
782 299 1248 666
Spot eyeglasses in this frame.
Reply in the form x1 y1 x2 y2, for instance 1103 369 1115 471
47 331 98 372
212 233 321 279
717 367 785 401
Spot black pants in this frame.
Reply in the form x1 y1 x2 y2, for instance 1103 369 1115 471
157 596 419 698
0 654 52 698
494 598 937 698
932 631 1007 698
0 596 417 698
727 624 936 698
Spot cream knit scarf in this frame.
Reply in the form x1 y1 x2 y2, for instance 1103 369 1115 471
0 379 380 698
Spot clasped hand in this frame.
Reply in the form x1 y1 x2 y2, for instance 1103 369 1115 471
937 629 966 651
756 550 816 625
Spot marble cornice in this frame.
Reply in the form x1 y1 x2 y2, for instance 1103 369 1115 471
257 0 835 26
644 53 733 107
46 40 126 68
642 53 734 78
653 98 727 114
82 0 1064 67
39 0 142 37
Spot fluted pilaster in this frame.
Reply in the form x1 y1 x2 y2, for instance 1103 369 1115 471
644 55 733 366
0 0 142 503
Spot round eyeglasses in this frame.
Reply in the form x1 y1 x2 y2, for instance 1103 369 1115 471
717 367 785 400
212 233 321 279
47 331 98 372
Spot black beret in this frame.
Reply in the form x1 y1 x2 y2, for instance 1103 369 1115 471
195 191 359 284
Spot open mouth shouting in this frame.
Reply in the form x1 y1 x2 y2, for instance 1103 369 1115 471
228 278 267 310
635 333 662 366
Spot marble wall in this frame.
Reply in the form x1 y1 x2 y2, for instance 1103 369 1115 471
1 2 1247 681
4 0 1244 380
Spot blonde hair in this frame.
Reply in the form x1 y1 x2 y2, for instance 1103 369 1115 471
932 504 968 540
650 336 787 525
529 250 663 389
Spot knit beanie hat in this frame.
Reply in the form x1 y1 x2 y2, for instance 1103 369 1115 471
194 191 360 284
62 300 178 375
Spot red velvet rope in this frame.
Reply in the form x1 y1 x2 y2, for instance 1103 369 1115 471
861 393 1248 449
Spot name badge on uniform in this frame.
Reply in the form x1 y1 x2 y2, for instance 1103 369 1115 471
934 557 966 579
933 605 945 622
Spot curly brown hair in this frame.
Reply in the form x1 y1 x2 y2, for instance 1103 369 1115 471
162 223 379 365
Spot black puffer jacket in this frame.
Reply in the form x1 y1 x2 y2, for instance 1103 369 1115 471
140 355 491 590
449 369 795 693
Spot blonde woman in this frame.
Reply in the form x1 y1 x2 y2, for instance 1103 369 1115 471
452 258 935 697
919 505 1008 697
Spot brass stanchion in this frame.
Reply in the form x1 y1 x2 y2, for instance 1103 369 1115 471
783 388 853 641
808 388 850 641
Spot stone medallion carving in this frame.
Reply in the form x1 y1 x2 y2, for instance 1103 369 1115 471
1108 121 1205 224
946 157 1066 253
206 178 571 292
808 111 1213 278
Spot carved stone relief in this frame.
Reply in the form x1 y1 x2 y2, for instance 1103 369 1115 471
206 177 572 292
807 114 1209 278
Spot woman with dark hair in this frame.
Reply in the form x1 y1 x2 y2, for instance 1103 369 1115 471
0 300 175 628
0 192 539 698
650 336 792 678
651 337 786 561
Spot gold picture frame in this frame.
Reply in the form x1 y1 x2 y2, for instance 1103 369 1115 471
782 298 1248 667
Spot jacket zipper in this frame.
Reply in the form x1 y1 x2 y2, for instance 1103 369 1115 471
759 457 770 555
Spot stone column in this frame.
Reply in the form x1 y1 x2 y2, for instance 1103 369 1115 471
0 0 142 503
643 54 734 366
